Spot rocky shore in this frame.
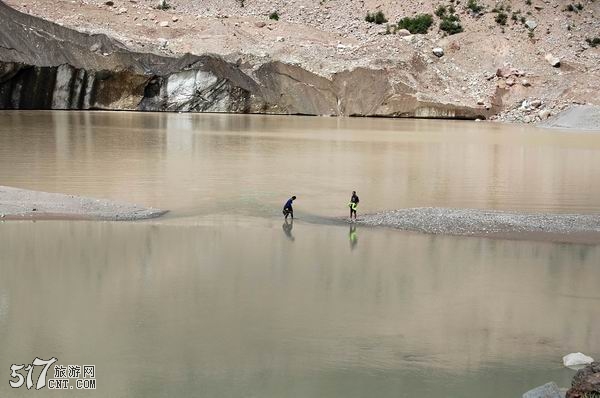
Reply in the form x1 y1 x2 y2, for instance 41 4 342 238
0 186 167 221
357 208 600 243
1 0 599 124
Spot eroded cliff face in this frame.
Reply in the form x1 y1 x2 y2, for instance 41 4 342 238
0 1 489 119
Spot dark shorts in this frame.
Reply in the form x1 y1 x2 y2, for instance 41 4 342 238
283 208 292 215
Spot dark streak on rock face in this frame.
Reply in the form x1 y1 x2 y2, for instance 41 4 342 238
0 1 491 119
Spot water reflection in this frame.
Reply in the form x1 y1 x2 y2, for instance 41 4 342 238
348 224 358 250
282 219 295 241
2 111 600 216
0 220 598 397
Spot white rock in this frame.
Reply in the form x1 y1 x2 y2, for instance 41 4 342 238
432 47 444 57
545 53 561 67
539 109 552 119
563 352 594 368
396 28 411 37
172 16 178 22
157 38 168 48
159 20 169 27
525 20 537 30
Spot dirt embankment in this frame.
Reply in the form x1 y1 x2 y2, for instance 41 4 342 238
1 0 599 121
0 186 167 221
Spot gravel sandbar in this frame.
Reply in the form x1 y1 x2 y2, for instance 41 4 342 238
358 208 600 244
0 186 167 221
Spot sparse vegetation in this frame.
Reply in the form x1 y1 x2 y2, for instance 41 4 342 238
397 14 434 34
435 5 447 17
467 0 484 13
155 0 171 10
495 11 508 25
440 14 464 34
269 11 279 20
528 30 535 38
587 37 600 47
525 0 532 5
365 10 388 24
565 3 583 11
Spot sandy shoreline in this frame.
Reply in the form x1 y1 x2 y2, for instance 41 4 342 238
0 186 167 221
357 208 600 244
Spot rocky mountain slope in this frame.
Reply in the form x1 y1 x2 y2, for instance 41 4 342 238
1 0 599 121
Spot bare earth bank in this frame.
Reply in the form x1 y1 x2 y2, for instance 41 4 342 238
357 208 600 244
0 186 167 221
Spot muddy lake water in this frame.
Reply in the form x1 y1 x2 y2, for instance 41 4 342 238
0 111 599 397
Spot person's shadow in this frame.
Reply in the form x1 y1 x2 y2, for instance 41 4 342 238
282 219 295 241
349 224 358 250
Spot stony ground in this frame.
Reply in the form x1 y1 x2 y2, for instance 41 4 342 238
6 0 600 123
0 186 167 220
357 207 600 243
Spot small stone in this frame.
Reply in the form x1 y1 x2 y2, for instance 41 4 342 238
89 43 101 52
117 7 127 14
530 99 542 108
172 16 178 22
157 38 168 48
522 382 563 398
254 21 266 28
506 78 516 86
545 53 561 67
525 20 537 30
159 20 169 27
275 36 284 42
521 79 531 87
396 28 411 37
477 99 485 105
104 0 114 6
539 109 552 119
432 47 444 57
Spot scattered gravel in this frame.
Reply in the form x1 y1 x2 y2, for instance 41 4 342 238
539 105 600 131
358 208 600 243
0 186 167 221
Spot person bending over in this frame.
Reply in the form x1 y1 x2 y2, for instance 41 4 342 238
283 196 296 220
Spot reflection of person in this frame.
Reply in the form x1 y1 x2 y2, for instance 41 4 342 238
283 196 296 220
348 191 359 221
349 224 358 250
282 219 295 241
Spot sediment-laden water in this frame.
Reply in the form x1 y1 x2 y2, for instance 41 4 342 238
1 111 599 397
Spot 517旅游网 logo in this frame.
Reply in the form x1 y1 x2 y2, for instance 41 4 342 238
10 357 96 390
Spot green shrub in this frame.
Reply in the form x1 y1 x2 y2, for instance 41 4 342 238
440 14 464 34
448 5 456 13
435 5 447 17
397 14 434 34
365 10 388 24
586 37 600 47
269 11 279 20
495 11 508 25
467 0 484 13
155 0 170 10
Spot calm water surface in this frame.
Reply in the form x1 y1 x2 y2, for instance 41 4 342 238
0 111 599 397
